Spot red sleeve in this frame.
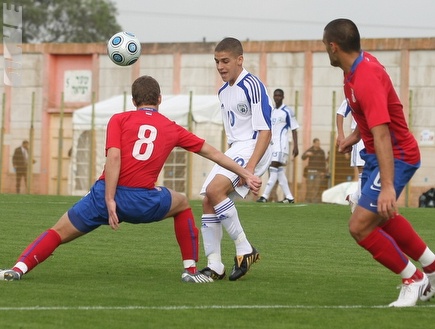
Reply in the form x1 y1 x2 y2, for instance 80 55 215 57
174 124 205 153
105 113 122 155
356 66 391 130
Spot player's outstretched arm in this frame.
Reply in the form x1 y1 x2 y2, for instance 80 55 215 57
197 142 262 194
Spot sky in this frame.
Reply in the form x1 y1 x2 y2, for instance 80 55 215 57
112 0 435 43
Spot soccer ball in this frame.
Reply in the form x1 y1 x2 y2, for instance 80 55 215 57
107 32 141 66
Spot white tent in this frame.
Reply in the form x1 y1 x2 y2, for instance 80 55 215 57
322 181 358 205
72 94 222 129
70 94 223 196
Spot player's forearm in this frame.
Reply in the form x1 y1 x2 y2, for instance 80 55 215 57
104 149 121 202
336 114 345 139
199 143 249 179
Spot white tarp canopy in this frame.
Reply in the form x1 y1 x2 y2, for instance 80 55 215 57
322 181 358 205
72 94 222 128
70 94 222 196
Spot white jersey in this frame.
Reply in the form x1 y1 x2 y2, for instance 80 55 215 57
336 99 365 167
336 99 357 130
218 69 272 145
271 104 299 154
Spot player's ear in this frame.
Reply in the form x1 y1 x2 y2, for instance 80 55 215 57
132 98 137 107
237 54 243 66
157 95 162 105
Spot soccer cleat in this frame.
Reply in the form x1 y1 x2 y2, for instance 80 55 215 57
345 194 358 213
181 270 214 283
279 198 295 204
200 267 226 280
420 272 435 301
229 246 260 281
256 197 267 203
0 269 21 281
389 273 430 307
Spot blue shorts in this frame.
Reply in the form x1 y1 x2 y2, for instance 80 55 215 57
68 180 172 233
358 149 420 214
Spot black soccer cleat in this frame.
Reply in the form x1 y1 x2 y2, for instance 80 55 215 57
199 267 226 280
229 246 260 281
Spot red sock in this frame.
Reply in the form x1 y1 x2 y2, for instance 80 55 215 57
174 208 199 266
358 227 409 274
423 261 435 274
381 214 427 261
13 229 61 274
408 269 423 282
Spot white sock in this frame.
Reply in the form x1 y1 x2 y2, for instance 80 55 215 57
262 167 278 199
278 167 293 199
418 247 435 268
214 198 252 255
201 214 224 273
400 261 417 279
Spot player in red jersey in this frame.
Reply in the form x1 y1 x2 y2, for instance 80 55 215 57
323 18 435 307
0 75 262 283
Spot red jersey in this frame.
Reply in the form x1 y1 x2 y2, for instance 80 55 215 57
343 51 420 164
99 108 205 188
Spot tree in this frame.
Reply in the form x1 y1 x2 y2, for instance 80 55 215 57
2 0 122 43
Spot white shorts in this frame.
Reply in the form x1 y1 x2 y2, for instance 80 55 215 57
351 139 365 167
200 139 272 199
270 140 289 164
271 151 288 165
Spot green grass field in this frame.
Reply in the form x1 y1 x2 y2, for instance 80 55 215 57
1 194 435 328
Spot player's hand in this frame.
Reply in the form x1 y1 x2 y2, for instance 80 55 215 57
377 187 397 219
337 140 352 154
106 199 120 230
292 147 299 158
242 174 262 195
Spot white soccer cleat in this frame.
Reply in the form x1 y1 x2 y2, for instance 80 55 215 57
181 270 214 283
420 272 435 301
389 273 430 307
0 269 21 281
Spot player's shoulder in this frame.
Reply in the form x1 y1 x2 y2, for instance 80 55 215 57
239 70 266 88
281 104 294 115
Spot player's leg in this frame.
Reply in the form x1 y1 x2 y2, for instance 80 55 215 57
258 166 278 202
348 141 365 208
166 190 199 272
201 174 238 278
277 166 294 202
355 161 430 306
378 159 435 301
381 213 435 301
1 212 86 281
205 174 258 281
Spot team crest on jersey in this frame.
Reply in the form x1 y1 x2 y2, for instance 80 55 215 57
236 103 250 115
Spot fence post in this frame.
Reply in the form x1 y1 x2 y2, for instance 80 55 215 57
27 91 35 194
89 91 96 189
0 93 5 192
329 91 337 188
292 90 299 201
56 92 65 195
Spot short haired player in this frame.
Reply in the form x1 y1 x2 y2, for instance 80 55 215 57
324 18 435 306
200 37 272 281
0 75 262 283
